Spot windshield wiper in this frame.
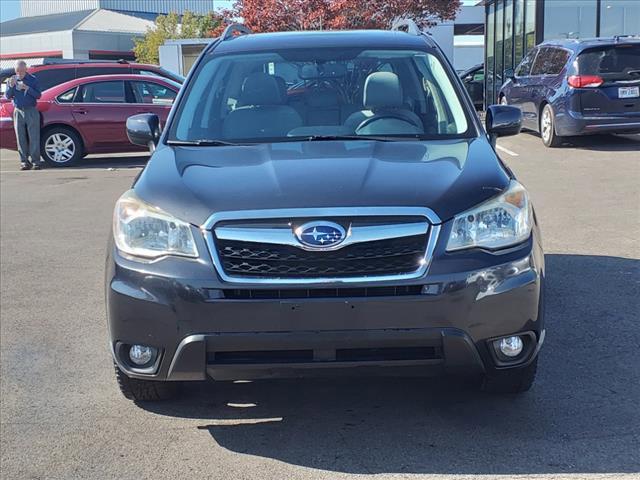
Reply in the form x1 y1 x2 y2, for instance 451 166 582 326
299 135 419 142
167 139 237 147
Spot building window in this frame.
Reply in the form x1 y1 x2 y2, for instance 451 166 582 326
514 0 525 64
504 0 514 71
524 0 536 52
544 0 597 40
495 0 504 98
600 0 640 36
485 2 495 106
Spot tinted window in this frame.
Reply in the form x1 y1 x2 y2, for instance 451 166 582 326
577 45 640 81
131 81 176 105
77 67 129 78
133 68 185 84
78 81 125 103
32 68 75 91
530 48 569 76
515 48 537 77
134 69 163 79
56 87 77 103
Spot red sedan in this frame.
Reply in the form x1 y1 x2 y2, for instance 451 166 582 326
0 74 180 167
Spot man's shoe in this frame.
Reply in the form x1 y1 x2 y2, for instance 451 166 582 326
32 164 42 170
20 163 32 171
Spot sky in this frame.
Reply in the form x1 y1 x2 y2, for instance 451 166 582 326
0 0 477 24
0 0 20 23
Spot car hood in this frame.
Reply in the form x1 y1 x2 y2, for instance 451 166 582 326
134 138 510 226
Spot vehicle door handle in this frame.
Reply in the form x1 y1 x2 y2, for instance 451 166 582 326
72 109 87 114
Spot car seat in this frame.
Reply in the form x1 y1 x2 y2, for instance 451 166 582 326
223 73 303 139
343 72 424 134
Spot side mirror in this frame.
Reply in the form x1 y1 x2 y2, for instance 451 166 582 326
126 113 160 153
504 68 515 80
486 105 522 147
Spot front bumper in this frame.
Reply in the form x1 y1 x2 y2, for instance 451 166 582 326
107 228 545 381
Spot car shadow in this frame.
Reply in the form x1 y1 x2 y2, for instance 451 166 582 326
524 131 640 152
63 153 149 170
138 254 640 476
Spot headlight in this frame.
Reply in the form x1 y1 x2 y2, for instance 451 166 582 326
446 180 532 251
113 190 198 259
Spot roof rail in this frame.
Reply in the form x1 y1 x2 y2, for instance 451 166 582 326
614 34 640 42
222 23 252 41
42 58 130 65
391 18 421 36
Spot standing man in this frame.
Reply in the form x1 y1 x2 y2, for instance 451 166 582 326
5 60 43 170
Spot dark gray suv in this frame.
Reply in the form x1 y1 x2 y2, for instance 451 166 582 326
108 24 544 401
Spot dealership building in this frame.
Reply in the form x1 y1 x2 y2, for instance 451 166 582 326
0 0 218 68
484 0 640 104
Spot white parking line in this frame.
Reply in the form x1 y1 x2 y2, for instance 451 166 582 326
496 145 519 157
1 167 143 174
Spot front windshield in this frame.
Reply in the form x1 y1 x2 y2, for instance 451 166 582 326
168 47 471 143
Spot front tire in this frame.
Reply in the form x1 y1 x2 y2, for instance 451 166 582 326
481 357 538 394
114 362 178 401
41 127 83 167
540 104 562 147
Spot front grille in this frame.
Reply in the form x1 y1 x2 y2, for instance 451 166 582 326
206 346 442 365
215 234 428 279
222 285 423 299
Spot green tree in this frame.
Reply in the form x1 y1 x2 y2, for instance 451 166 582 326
134 11 222 64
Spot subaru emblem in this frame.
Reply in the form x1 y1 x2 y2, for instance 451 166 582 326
295 221 346 249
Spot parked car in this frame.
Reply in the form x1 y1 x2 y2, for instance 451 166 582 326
499 36 640 147
107 24 543 402
460 63 484 110
0 74 179 166
0 59 184 95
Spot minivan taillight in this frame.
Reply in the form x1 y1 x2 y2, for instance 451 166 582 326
568 75 604 88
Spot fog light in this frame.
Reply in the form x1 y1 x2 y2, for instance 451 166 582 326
129 344 154 366
498 336 523 357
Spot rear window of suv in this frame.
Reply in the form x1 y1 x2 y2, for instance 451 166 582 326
576 44 640 81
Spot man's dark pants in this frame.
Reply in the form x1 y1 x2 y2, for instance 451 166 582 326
12 106 42 166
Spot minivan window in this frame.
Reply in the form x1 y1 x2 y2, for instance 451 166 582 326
169 48 471 143
576 45 640 81
515 48 537 76
530 47 569 76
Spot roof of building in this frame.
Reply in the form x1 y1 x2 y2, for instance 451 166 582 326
211 30 438 55
0 8 154 37
0 9 95 36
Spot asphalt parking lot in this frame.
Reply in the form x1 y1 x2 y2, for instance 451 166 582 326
1 132 639 480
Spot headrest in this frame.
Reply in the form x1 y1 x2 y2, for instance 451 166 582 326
240 73 284 106
307 89 339 107
363 72 403 109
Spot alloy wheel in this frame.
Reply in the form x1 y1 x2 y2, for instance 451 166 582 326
44 133 76 164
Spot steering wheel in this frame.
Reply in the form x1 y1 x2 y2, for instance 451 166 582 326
355 112 423 134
